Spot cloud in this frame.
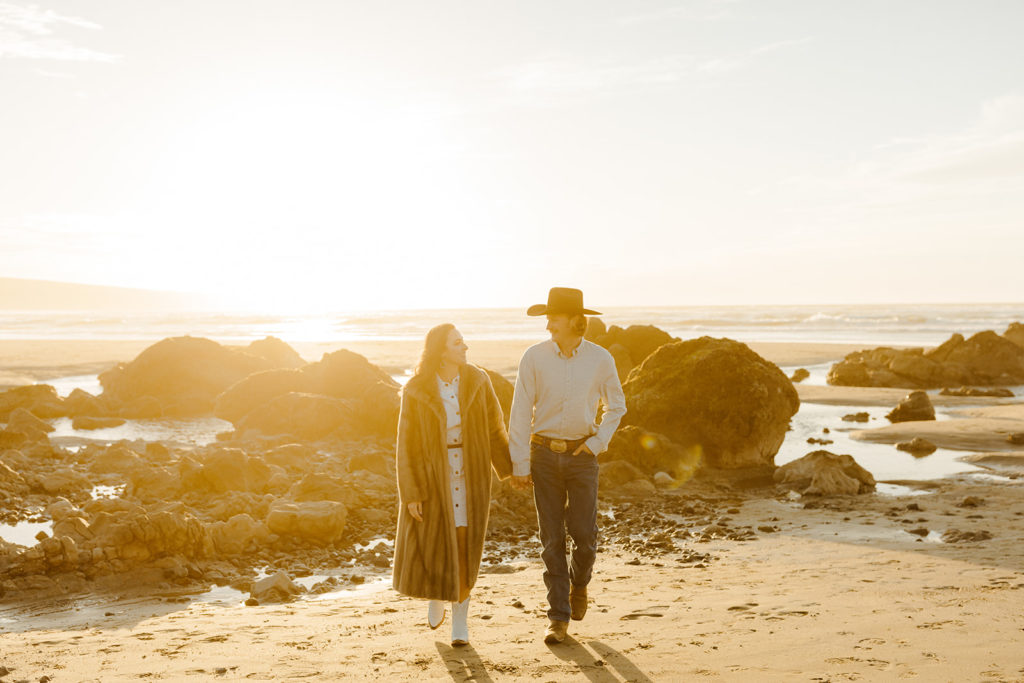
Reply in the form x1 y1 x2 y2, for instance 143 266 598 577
502 37 810 99
697 37 811 73
0 2 118 61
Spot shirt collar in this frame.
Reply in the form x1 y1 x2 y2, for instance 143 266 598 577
550 338 584 359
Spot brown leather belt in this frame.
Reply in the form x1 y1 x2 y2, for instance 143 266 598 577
530 434 590 454
446 443 463 449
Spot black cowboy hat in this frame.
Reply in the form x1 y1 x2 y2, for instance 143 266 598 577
527 287 601 316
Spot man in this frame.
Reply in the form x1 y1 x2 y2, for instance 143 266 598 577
508 287 626 645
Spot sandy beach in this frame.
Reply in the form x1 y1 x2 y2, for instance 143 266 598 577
2 337 1023 681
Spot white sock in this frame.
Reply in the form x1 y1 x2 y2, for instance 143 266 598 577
451 596 470 643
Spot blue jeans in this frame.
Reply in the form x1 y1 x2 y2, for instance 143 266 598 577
530 442 599 623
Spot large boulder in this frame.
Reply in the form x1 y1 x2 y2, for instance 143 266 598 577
88 443 146 474
214 349 400 438
774 451 876 496
250 571 304 603
265 500 348 544
237 393 360 441
886 391 936 423
98 336 290 416
829 328 1024 388
214 368 309 423
622 337 799 470
7 407 54 435
63 388 109 417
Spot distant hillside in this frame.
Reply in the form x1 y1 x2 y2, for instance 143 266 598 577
0 277 200 311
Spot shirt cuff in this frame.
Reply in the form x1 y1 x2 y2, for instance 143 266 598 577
512 460 531 477
585 436 605 456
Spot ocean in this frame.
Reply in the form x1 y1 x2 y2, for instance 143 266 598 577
1 303 1022 347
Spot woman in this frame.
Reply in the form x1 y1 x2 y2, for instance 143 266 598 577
392 323 513 647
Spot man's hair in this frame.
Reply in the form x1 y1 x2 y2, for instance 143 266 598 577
415 322 455 378
570 314 587 336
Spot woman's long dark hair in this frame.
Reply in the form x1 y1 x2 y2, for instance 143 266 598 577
414 323 455 378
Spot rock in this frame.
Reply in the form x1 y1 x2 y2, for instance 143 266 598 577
622 337 798 469
606 344 635 384
89 444 145 474
182 448 273 494
63 388 109 416
956 496 984 508
127 465 181 501
1008 433 1024 445
829 329 1024 388
72 416 127 430
41 468 91 495
249 571 303 603
0 384 64 420
262 443 317 470
620 478 658 498
0 459 28 496
237 393 360 441
886 391 935 423
245 597 259 606
584 317 607 342
896 437 938 455
652 471 676 488
907 527 930 537
939 386 1014 398
601 425 701 481
8 407 55 434
941 529 993 543
1004 322 1024 349
265 501 348 544
98 336 282 416
599 460 649 489
596 325 678 368
774 450 876 496
215 349 399 438
242 337 305 369
207 513 270 555
482 368 513 425
842 412 870 423
789 368 810 383
214 368 309 424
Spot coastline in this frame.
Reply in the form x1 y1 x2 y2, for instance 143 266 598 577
2 334 1023 680
0 339 872 387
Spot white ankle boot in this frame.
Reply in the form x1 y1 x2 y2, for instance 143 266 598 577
451 597 470 646
427 600 446 629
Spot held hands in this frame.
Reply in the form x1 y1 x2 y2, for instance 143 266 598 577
407 501 423 522
509 474 533 491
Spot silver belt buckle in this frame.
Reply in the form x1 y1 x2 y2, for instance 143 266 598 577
550 439 568 453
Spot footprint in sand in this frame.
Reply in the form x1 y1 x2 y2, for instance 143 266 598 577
621 606 668 619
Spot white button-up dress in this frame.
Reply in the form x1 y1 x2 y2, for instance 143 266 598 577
438 374 468 527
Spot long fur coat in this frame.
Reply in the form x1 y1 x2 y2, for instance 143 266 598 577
392 363 513 601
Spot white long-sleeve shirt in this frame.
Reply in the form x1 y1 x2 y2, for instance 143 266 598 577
508 339 626 476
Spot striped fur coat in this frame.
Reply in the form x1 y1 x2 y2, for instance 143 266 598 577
392 363 513 601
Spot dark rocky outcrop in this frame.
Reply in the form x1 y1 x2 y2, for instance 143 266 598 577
828 326 1024 388
621 337 798 470
886 391 935 423
98 336 300 417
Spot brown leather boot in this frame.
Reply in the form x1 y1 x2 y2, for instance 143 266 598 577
569 584 588 621
543 619 569 644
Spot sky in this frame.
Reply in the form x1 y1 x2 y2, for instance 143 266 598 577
1 0 1023 311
